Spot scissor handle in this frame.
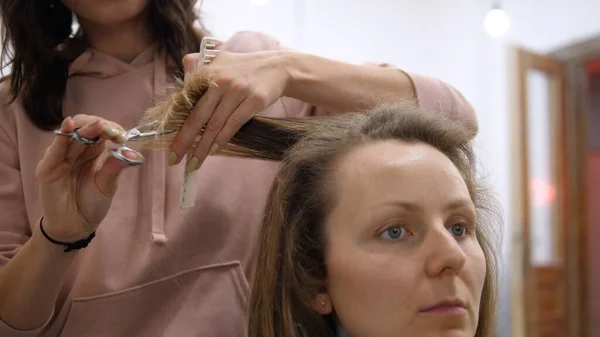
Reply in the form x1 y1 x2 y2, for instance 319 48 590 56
108 146 145 166
53 128 101 146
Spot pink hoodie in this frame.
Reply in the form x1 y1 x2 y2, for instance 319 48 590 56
0 31 475 336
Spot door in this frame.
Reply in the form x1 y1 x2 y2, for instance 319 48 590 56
587 72 600 337
510 47 570 337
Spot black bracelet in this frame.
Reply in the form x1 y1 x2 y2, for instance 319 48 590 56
39 217 96 252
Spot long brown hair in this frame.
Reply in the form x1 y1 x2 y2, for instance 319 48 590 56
240 106 499 337
136 71 501 337
0 0 204 131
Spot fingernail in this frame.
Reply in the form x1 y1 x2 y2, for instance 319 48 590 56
115 132 128 144
61 116 71 127
209 143 220 155
102 125 120 137
103 126 127 144
168 152 177 166
186 157 199 173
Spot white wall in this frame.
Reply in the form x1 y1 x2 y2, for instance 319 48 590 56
201 0 600 335
200 0 600 231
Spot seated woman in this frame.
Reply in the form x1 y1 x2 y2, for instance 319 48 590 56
112 77 499 336
242 103 502 337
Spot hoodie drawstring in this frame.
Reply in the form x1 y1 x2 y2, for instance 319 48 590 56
149 48 168 244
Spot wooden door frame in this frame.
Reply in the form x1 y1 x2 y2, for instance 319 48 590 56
509 45 569 337
549 35 600 337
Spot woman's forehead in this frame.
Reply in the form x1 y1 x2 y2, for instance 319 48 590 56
329 140 471 209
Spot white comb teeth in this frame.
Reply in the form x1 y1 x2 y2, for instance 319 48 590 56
198 37 220 67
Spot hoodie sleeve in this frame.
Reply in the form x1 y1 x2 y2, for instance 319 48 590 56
0 120 30 270
404 71 478 133
223 30 478 130
0 112 52 336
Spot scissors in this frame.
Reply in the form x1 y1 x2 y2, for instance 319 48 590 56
53 128 101 146
54 123 174 166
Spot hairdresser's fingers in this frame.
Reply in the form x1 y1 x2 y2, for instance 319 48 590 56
40 115 101 173
64 119 104 165
44 117 76 165
40 116 128 180
211 96 264 153
72 118 128 144
94 149 141 197
37 118 78 182
188 91 246 171
65 114 128 143
170 87 222 165
182 53 200 73
64 119 128 165
100 121 129 144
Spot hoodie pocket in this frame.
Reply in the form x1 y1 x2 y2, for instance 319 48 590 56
58 261 249 337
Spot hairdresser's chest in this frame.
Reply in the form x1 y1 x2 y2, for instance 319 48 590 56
17 74 289 336
27 67 288 267
27 71 288 273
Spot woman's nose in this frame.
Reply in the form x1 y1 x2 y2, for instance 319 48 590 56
423 227 467 277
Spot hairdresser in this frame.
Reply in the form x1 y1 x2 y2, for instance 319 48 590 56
0 1 477 336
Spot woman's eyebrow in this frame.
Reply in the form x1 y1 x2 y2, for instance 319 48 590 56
380 201 422 212
444 199 475 212
379 199 474 212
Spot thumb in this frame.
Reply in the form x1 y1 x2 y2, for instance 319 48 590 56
94 150 143 197
182 53 200 73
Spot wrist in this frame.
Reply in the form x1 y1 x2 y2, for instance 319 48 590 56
279 49 307 99
31 224 80 258
37 217 96 253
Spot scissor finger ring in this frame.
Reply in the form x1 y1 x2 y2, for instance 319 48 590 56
54 127 101 146
108 146 145 166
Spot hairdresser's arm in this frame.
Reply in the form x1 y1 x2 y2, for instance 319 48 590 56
0 226 78 335
281 52 478 133
0 116 131 335
172 32 477 169
0 124 71 335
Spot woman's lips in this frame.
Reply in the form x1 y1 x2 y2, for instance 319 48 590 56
420 300 467 315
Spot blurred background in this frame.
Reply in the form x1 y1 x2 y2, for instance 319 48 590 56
198 0 599 336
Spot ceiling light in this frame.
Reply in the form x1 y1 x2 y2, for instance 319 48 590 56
484 4 510 37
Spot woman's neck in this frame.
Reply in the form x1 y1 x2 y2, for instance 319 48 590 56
78 10 155 63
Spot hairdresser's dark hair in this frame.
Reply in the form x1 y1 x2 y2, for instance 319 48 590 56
0 0 204 130
220 103 500 337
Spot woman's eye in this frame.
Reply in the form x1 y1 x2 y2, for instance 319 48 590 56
450 223 467 237
380 226 406 241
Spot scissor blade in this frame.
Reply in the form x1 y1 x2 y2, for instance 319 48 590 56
127 129 175 141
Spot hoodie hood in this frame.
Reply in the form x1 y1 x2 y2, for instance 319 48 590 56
66 41 173 244
68 41 160 78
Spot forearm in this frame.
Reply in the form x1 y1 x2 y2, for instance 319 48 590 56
280 51 478 135
282 51 415 114
0 224 77 331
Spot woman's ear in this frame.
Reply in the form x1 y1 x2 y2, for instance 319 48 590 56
311 293 333 315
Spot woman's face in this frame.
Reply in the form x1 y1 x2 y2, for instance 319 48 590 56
61 0 150 27
319 140 486 337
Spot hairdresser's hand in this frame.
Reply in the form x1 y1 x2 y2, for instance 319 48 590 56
36 115 138 243
170 50 290 171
